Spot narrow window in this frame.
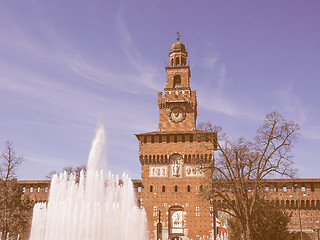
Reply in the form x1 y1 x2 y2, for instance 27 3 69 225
200 185 203 191
45 187 48 193
22 187 26 193
187 185 191 192
311 183 315 192
143 136 147 143
175 185 178 192
150 185 153 192
30 187 33 193
138 187 141 192
173 75 181 88
162 186 165 192
37 187 41 193
283 186 287 192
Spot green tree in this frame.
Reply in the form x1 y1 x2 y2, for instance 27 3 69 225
199 112 300 240
229 199 293 240
0 141 33 239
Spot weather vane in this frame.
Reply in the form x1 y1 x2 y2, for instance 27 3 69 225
176 31 181 42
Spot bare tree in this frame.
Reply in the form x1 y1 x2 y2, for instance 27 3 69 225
0 141 24 181
0 141 33 239
198 112 300 240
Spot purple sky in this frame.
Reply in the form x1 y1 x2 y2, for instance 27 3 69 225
0 1 319 180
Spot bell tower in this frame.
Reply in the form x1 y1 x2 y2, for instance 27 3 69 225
136 34 217 240
158 32 197 132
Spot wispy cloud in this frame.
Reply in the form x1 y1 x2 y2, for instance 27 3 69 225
25 152 67 167
197 55 262 120
272 85 320 140
116 9 162 91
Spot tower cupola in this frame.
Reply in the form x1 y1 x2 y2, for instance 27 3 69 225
169 32 188 67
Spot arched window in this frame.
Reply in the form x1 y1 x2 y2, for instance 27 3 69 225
291 200 295 209
306 200 310 209
176 57 180 66
173 75 181 88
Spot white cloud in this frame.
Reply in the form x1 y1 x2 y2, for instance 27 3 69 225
271 85 320 140
198 55 262 120
115 10 162 91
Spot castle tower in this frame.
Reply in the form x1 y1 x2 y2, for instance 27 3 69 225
158 33 196 132
136 33 217 240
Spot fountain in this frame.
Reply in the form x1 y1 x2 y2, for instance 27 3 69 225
29 123 147 240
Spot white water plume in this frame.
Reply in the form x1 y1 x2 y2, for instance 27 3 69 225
29 124 147 240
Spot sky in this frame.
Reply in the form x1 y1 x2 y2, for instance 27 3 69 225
0 0 319 180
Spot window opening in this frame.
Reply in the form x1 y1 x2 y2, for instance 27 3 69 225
311 183 315 192
173 75 181 88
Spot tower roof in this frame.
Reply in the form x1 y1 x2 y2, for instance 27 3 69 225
170 32 186 53
170 41 186 52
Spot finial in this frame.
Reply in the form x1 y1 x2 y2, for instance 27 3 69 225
176 32 181 42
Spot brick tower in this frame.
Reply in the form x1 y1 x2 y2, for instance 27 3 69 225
136 33 217 240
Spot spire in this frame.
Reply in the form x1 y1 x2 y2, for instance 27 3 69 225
169 33 187 67
176 31 181 42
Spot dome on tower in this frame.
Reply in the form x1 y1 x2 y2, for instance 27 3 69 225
170 41 186 53
168 32 188 67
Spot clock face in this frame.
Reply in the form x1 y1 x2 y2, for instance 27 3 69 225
169 107 186 123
